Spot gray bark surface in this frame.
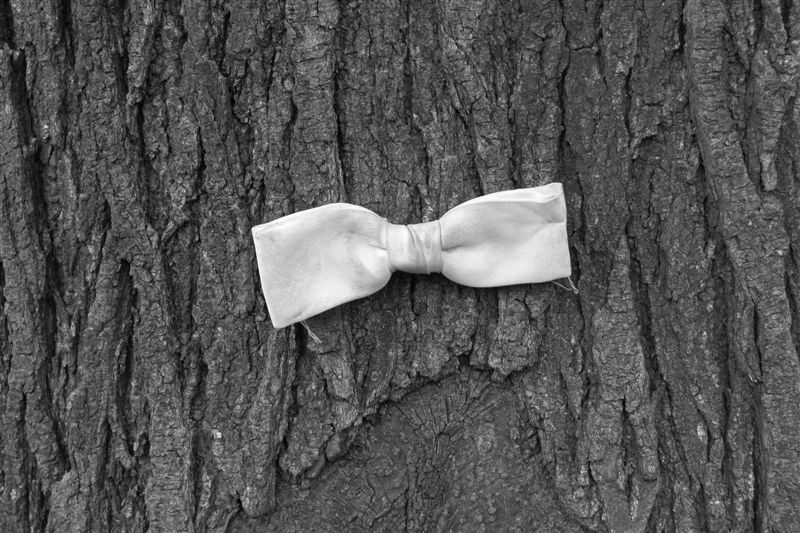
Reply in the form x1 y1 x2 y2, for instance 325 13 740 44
1 0 799 531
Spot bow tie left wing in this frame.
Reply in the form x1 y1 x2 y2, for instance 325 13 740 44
252 204 392 328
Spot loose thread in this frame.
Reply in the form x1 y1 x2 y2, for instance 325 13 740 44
552 276 580 294
300 320 322 344
568 276 579 294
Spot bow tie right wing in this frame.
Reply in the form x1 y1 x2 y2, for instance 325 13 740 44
438 183 571 287
252 204 392 328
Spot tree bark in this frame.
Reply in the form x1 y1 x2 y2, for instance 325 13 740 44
1 0 799 531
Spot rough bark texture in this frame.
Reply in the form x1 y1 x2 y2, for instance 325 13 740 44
1 0 799 531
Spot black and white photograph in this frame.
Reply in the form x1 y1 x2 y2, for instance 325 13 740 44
1 0 799 531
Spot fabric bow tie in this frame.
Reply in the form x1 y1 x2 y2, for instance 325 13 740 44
252 182 571 328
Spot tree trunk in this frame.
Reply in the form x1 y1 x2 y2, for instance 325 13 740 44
1 0 799 531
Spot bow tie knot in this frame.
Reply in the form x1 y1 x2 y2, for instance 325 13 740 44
386 221 443 275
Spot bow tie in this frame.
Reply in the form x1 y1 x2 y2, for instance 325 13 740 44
252 183 571 328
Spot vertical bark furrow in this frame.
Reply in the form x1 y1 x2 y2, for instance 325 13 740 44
686 0 800 529
1 45 48 533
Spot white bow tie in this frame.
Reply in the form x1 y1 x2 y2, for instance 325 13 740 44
252 183 571 328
